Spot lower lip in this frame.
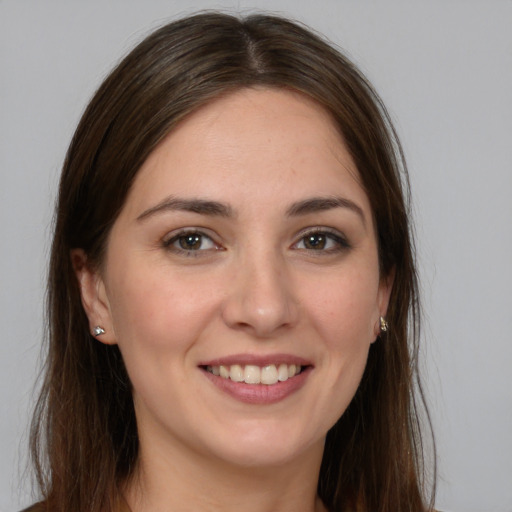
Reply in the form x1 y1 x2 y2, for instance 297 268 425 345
201 367 312 404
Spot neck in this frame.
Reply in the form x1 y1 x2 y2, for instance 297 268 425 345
123 435 327 512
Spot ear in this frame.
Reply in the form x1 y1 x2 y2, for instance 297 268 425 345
373 267 395 341
71 249 117 345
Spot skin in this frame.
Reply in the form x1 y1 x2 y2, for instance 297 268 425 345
74 88 392 512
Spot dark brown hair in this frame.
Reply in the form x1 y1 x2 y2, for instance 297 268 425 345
30 12 435 512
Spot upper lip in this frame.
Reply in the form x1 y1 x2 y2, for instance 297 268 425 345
198 353 313 368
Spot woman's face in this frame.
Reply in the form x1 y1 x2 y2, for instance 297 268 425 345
80 88 391 469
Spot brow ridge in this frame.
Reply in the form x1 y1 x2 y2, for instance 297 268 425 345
137 194 365 224
137 196 233 221
286 196 365 224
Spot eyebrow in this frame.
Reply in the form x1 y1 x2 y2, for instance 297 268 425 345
136 196 233 221
136 194 365 225
286 196 366 225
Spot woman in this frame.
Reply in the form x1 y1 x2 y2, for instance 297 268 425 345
27 12 435 512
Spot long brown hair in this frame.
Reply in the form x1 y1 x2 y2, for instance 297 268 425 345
30 12 435 512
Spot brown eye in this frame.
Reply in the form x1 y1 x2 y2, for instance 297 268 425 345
178 234 203 250
294 230 350 252
165 231 218 253
303 233 327 250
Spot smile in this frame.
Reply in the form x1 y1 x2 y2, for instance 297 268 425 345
200 355 312 404
205 363 302 385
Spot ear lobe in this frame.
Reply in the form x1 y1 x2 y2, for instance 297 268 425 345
372 267 395 341
71 249 116 345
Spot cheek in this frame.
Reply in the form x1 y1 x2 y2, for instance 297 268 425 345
301 270 378 428
105 260 220 359
305 267 380 346
104 265 223 423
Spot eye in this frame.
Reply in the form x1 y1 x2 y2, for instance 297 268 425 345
163 230 219 254
293 229 349 252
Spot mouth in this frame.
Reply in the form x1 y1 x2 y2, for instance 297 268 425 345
199 355 312 404
202 363 304 385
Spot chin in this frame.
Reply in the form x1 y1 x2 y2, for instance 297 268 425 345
197 419 326 469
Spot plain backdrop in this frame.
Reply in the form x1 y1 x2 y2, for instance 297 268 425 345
1 1 511 511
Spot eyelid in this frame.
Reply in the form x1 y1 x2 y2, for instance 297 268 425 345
292 227 351 251
162 227 224 254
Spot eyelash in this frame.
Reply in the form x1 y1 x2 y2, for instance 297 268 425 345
162 227 350 257
292 228 350 254
162 229 221 256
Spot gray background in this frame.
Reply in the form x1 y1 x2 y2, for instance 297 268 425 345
1 1 511 511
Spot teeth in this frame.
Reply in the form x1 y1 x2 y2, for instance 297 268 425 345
277 363 289 381
244 365 261 384
206 363 303 385
229 364 244 382
261 365 278 385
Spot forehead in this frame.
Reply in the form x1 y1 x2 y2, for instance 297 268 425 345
122 87 371 218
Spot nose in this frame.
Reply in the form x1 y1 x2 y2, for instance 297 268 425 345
221 250 299 338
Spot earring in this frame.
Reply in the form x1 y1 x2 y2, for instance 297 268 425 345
93 326 106 336
379 316 388 333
